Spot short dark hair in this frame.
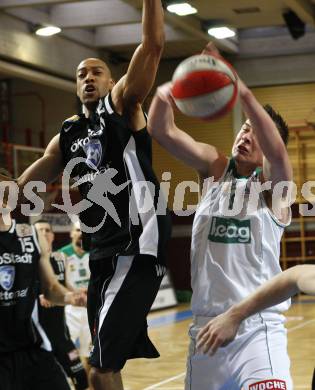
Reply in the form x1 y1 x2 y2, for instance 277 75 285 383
34 219 52 229
264 104 289 145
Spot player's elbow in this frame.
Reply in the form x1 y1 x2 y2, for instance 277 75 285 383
142 33 165 57
147 116 172 141
42 280 57 301
153 39 164 56
152 128 177 152
41 285 53 301
147 124 167 142
295 265 315 295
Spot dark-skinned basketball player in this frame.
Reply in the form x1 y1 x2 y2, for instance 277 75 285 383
0 1 171 389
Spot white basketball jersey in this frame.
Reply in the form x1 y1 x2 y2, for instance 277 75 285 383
191 159 291 317
59 244 90 290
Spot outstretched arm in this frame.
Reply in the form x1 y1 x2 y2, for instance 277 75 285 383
112 0 164 112
0 135 63 205
147 82 227 179
17 134 63 188
196 265 315 355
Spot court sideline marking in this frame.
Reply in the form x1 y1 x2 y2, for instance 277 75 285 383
143 373 185 390
287 318 315 333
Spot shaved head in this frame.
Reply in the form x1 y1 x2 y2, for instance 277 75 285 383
70 221 82 247
77 58 111 77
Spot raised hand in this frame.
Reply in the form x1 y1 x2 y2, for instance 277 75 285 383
201 42 221 57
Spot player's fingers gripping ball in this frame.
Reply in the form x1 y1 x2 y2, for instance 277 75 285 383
171 54 238 120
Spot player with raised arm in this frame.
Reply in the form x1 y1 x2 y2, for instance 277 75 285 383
2 2 171 389
147 43 293 390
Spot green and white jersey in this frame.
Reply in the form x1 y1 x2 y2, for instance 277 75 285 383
59 244 90 290
191 158 291 318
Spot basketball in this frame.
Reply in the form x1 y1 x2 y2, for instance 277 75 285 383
171 54 238 120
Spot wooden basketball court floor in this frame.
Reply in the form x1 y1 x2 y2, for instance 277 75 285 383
123 296 315 390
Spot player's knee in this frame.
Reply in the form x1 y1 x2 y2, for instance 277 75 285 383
89 367 118 386
89 367 100 384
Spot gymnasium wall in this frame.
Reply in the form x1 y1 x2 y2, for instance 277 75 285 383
252 83 315 198
251 83 315 126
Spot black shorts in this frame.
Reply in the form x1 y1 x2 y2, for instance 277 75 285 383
87 254 166 370
0 347 70 390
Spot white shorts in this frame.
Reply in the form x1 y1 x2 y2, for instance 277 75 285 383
65 305 91 358
185 314 293 390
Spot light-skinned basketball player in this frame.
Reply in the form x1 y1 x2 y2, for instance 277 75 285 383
60 222 91 376
147 43 293 390
36 220 89 390
0 1 171 390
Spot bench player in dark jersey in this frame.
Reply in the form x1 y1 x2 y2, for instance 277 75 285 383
35 220 89 390
0 172 86 390
3 1 171 389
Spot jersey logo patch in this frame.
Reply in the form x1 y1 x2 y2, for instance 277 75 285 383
16 224 32 238
249 379 287 390
0 266 15 291
208 216 251 244
63 124 72 133
83 138 103 171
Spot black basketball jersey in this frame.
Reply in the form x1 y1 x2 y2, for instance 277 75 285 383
39 252 68 338
49 252 66 287
59 93 171 260
0 221 42 353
